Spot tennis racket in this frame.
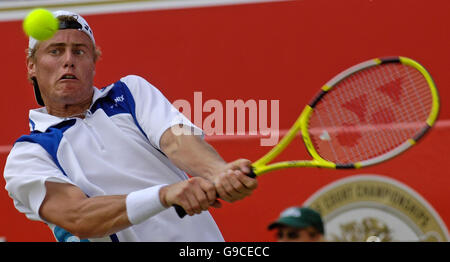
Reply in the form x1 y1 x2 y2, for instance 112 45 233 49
175 56 440 217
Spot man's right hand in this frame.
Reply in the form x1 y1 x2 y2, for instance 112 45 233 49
159 177 222 216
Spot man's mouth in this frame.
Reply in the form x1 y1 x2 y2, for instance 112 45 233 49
60 74 77 80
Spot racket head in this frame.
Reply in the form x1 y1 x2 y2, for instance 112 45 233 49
302 56 439 168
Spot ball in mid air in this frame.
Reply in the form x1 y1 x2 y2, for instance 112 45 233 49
23 8 58 41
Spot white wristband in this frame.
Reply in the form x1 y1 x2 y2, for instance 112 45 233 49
126 184 168 225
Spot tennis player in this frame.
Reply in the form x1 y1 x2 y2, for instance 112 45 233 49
3 10 257 242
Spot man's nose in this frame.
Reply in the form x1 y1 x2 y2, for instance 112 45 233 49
63 51 75 68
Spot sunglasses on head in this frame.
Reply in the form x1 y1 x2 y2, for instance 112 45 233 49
59 19 82 30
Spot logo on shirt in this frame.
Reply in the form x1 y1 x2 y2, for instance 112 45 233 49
111 95 125 109
114 95 125 103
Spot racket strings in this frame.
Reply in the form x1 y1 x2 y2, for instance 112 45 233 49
308 63 432 164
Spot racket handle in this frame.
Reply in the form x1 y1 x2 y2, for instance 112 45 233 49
174 169 257 218
174 204 187 218
247 168 257 178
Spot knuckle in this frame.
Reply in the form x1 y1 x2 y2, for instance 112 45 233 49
185 207 193 215
176 186 189 198
234 181 245 190
221 195 233 203
201 202 210 210
192 203 200 210
205 181 215 190
188 177 200 185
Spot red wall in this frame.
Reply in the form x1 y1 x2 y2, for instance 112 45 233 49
1 0 449 241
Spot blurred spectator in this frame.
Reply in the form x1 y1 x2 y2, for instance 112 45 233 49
268 206 325 242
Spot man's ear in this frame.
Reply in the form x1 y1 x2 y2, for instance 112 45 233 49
27 57 36 80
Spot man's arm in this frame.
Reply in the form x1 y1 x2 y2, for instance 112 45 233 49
39 181 130 239
160 124 258 203
39 177 218 239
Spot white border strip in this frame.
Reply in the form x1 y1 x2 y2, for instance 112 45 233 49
0 0 111 9
325 59 379 87
0 0 291 22
358 140 413 167
1 119 449 154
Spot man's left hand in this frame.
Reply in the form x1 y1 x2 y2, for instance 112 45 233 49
212 159 258 203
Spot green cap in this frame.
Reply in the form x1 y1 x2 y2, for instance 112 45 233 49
268 207 325 234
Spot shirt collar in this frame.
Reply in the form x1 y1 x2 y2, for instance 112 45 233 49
29 85 114 132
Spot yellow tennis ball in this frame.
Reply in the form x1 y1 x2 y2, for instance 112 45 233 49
23 8 58 41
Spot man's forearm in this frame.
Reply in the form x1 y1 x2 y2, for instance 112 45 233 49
160 125 258 204
40 182 132 239
160 125 227 179
71 195 131 238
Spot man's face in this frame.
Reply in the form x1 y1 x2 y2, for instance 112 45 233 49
276 226 323 242
27 29 96 107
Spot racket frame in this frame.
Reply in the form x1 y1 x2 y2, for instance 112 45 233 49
251 56 439 176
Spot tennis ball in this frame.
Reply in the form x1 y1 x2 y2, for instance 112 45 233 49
23 8 58 41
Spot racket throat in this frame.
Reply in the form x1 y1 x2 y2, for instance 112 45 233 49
252 160 336 176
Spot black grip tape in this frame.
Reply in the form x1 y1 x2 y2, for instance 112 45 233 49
174 204 187 218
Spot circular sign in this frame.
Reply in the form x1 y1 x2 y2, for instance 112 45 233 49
303 175 449 242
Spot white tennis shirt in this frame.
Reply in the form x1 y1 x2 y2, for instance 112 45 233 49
3 75 224 242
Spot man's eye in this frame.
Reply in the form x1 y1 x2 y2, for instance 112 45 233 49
74 49 85 55
49 49 60 55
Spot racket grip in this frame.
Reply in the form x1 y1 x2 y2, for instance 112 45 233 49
247 168 257 178
174 169 257 218
174 204 187 218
